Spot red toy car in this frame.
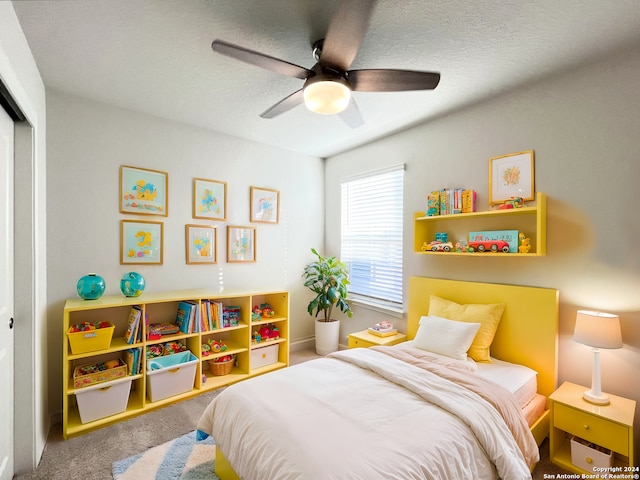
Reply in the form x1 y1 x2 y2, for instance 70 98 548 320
468 239 510 253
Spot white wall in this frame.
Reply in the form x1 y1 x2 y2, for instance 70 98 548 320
326 46 640 460
0 3 48 474
45 90 323 416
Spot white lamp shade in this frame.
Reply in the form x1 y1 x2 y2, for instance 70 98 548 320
573 310 622 349
303 79 351 115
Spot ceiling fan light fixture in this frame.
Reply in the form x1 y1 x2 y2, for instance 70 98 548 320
303 77 351 115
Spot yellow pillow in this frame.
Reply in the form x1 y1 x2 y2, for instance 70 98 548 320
428 295 505 363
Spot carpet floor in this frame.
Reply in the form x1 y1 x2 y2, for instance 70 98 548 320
15 348 571 479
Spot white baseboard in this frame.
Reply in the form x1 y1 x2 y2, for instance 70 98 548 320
289 337 315 352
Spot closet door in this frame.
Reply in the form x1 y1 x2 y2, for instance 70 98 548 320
0 104 15 480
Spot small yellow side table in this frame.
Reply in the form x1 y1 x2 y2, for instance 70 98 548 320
347 329 407 349
549 381 635 476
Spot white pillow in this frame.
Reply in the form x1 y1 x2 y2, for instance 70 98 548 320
414 315 481 361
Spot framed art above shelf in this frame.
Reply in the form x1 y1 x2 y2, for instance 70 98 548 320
414 192 546 257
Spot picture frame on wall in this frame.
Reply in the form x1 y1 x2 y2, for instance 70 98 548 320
185 224 217 264
250 186 279 224
488 150 535 205
193 178 227 221
120 220 164 265
120 165 168 216
227 226 256 263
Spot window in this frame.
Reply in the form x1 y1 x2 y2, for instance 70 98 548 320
340 164 404 311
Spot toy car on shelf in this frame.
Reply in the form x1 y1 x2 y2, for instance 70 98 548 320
423 240 454 252
467 239 510 252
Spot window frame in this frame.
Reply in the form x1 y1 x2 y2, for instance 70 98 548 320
340 164 405 314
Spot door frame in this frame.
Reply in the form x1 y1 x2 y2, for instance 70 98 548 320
0 78 40 474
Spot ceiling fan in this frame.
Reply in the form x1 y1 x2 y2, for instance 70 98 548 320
211 0 440 128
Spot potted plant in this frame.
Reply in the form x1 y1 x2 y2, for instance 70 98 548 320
302 248 352 355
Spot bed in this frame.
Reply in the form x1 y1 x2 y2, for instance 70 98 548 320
197 276 559 480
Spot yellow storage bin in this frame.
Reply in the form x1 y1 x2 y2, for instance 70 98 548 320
67 323 115 354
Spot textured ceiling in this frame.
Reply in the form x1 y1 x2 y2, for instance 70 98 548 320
12 0 640 158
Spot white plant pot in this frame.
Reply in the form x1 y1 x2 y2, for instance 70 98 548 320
315 318 340 355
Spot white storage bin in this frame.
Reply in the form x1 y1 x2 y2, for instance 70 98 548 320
75 376 132 424
251 343 279 369
146 351 198 402
570 436 613 472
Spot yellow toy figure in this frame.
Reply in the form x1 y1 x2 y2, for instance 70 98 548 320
518 232 531 253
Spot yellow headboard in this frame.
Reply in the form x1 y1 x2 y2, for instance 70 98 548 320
408 276 559 398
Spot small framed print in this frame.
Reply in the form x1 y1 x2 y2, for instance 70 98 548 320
121 220 163 265
120 165 168 216
193 178 227 221
185 224 217 264
488 150 535 205
250 186 279 224
227 226 256 263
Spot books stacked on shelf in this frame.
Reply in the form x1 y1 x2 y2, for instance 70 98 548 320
426 188 476 216
123 346 143 376
175 301 200 333
124 306 142 344
368 321 398 337
201 300 224 331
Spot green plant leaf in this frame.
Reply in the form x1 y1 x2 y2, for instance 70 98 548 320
302 247 352 321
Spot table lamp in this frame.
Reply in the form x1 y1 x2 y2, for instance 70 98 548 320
573 310 622 405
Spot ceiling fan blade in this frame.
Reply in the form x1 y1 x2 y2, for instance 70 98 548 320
320 0 376 71
212 40 311 80
348 69 441 92
338 99 364 129
260 89 305 119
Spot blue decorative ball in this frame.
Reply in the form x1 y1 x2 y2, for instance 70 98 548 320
120 272 146 297
77 273 106 300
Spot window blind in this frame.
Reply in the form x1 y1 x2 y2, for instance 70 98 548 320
340 164 404 308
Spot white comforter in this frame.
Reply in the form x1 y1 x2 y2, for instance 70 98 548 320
197 346 538 480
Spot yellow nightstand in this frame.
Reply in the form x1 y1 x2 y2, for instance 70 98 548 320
549 381 635 477
348 329 407 348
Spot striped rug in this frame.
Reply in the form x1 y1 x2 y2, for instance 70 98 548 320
112 431 218 480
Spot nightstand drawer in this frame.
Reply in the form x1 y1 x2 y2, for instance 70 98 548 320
348 337 376 349
554 403 629 455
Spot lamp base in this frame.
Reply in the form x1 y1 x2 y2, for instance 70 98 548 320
583 389 610 405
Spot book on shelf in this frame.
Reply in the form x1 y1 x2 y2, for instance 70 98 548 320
124 306 142 344
427 191 440 216
222 305 241 328
123 346 142 375
175 301 195 334
462 189 477 213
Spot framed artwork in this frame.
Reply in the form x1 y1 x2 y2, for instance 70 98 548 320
193 178 227 221
227 226 256 263
488 150 535 205
250 186 279 224
120 220 164 264
185 224 217 264
120 165 168 216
